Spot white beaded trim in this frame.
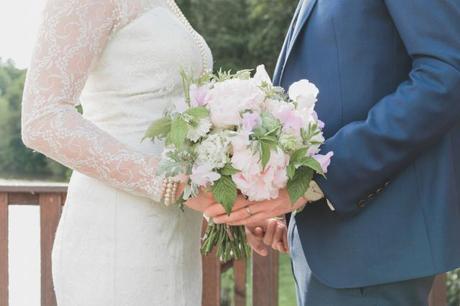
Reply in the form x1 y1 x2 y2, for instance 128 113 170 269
166 0 210 73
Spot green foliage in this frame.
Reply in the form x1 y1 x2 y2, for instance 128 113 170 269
212 175 238 214
0 59 71 181
447 269 460 306
185 106 209 121
220 164 239 176
287 166 314 204
143 117 172 141
176 0 298 74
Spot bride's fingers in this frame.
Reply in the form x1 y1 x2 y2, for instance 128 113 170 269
214 205 264 224
226 212 267 226
204 196 251 218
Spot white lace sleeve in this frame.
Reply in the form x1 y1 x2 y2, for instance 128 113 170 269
21 0 161 200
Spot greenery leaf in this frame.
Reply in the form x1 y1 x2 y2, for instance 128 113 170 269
290 147 308 165
300 157 325 177
287 163 296 179
167 117 189 148
261 112 281 132
185 106 209 121
142 117 171 141
287 166 313 204
180 69 192 103
260 142 271 169
212 176 238 214
220 164 240 176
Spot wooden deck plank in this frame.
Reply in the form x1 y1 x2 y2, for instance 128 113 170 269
0 193 8 306
201 221 221 306
429 274 447 306
202 250 221 306
234 259 246 306
39 193 62 306
253 249 279 306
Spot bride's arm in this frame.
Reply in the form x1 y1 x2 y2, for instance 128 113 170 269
21 0 161 200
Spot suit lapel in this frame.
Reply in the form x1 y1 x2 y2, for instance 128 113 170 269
279 0 318 83
273 1 304 85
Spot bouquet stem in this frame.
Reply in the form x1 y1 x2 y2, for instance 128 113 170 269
201 221 251 262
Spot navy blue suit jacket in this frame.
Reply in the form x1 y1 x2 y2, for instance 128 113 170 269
274 0 460 288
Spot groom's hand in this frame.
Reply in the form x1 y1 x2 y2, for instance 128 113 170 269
246 218 289 256
205 188 307 226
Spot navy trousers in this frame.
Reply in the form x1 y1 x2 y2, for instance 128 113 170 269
288 215 435 306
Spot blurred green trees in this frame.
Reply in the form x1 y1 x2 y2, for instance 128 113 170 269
0 59 70 180
178 0 297 73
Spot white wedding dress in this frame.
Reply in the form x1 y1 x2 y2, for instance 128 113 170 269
21 0 213 305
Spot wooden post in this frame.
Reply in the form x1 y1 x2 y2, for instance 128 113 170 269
0 193 8 306
253 249 279 306
39 193 62 306
201 220 221 306
429 274 447 306
234 259 246 306
201 250 221 306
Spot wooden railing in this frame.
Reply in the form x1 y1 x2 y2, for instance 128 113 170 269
0 184 448 306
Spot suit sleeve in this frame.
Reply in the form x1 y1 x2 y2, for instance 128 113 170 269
315 0 460 214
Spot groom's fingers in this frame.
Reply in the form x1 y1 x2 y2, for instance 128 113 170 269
282 231 289 253
263 220 277 246
271 223 284 249
245 227 268 256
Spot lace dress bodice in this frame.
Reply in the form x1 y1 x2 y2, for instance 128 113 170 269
21 0 213 200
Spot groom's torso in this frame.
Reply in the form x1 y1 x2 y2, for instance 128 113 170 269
275 0 460 288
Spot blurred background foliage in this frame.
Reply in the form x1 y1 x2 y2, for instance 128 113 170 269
0 0 459 305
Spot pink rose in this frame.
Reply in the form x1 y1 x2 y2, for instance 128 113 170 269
190 164 221 187
242 112 261 132
231 132 251 152
231 148 289 201
190 84 210 107
313 151 334 173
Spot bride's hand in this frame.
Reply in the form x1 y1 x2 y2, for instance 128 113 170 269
184 188 218 213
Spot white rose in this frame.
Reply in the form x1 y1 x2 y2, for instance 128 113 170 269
207 79 265 128
253 65 272 86
288 80 319 112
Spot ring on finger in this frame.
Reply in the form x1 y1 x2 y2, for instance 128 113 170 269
245 206 253 216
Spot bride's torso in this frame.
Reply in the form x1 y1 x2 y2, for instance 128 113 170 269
80 0 213 155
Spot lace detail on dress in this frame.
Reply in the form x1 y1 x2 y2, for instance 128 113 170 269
20 0 195 200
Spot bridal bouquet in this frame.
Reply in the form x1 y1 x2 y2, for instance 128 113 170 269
143 66 332 261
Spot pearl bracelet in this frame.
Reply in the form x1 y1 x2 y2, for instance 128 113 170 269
152 176 180 206
162 177 179 206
